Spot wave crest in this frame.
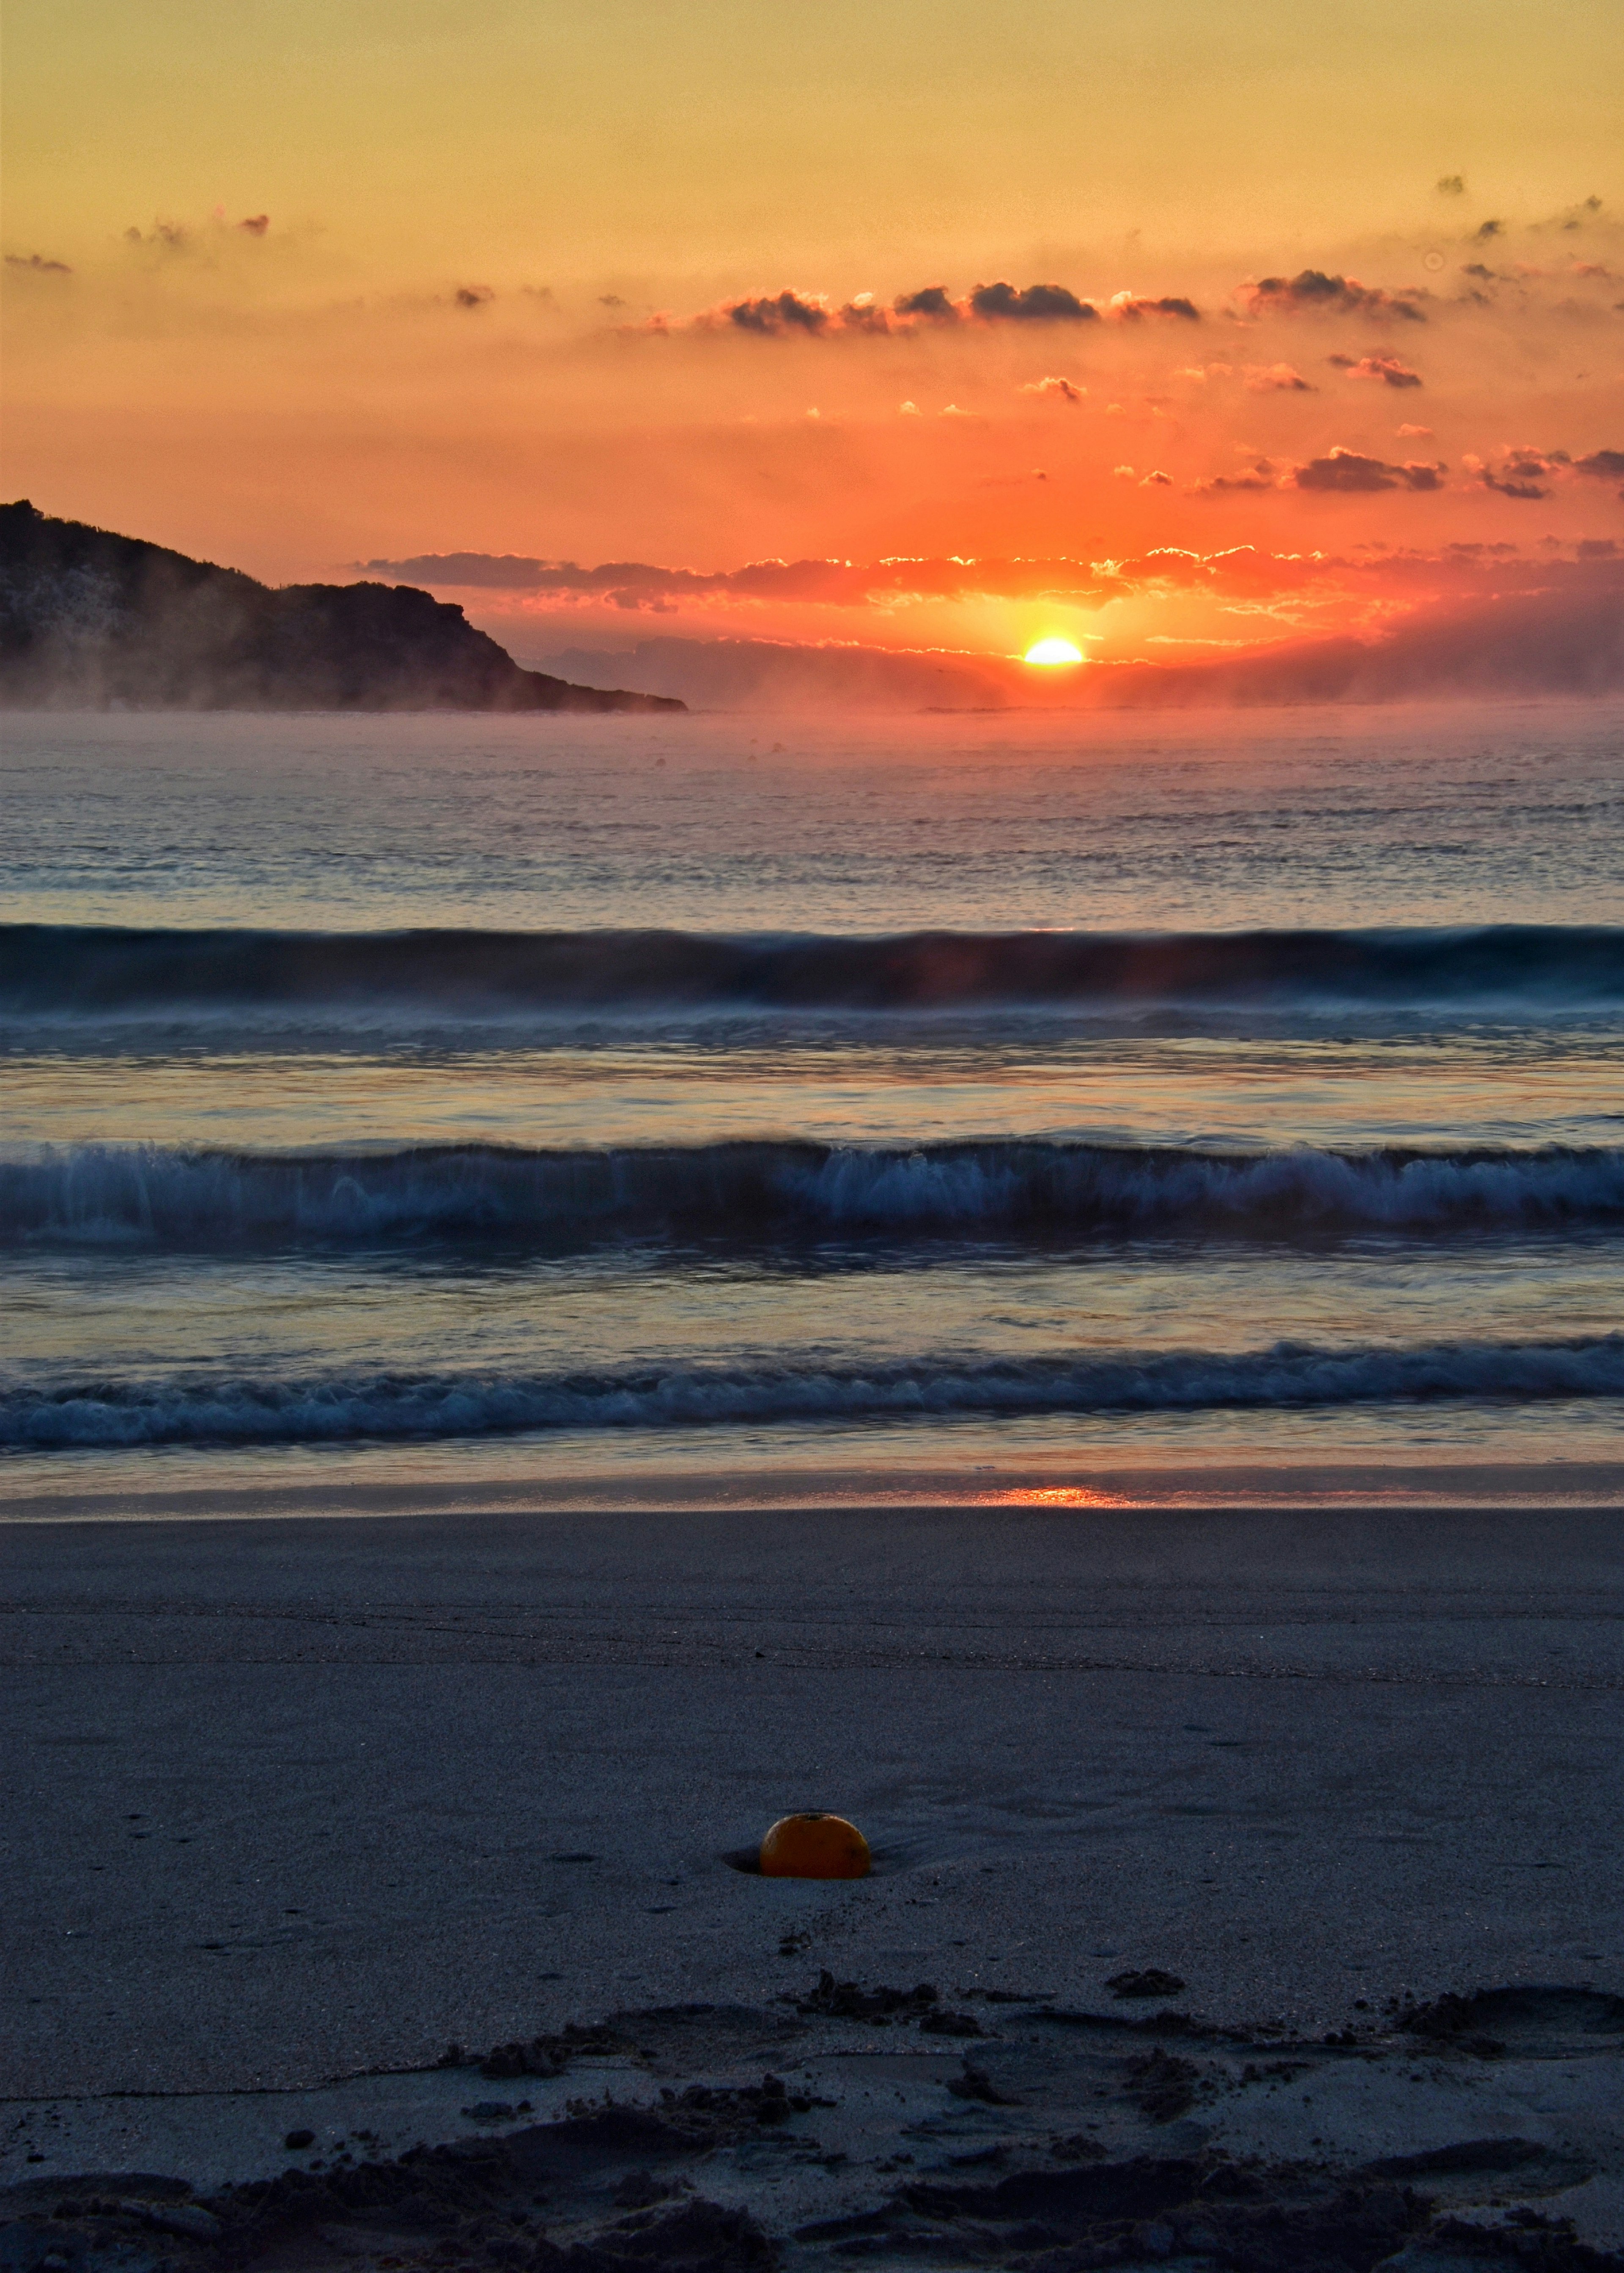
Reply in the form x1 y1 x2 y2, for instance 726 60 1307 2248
4 1138 1621 1249
4 922 1621 1017
6 1336 1620 1449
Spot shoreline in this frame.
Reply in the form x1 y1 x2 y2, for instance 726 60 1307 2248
5 1457 1624 1524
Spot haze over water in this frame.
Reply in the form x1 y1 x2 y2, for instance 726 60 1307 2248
3 699 1621 1510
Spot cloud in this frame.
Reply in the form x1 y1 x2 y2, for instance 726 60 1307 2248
1396 422 1434 438
723 289 831 334
124 220 192 251
354 548 1237 611
1436 175 1465 196
892 284 958 321
1019 375 1086 402
837 293 898 333
1462 444 1624 501
5 251 72 274
1244 363 1313 391
967 280 1095 322
1328 352 1423 388
1191 460 1280 494
1576 447 1624 495
237 214 270 236
454 284 494 309
527 561 1624 710
1291 448 1446 493
1470 445 1568 499
656 276 1214 336
697 279 1106 332
1106 293 1201 321
1240 269 1427 321
1474 219 1505 241
354 544 1622 639
1140 469 1174 486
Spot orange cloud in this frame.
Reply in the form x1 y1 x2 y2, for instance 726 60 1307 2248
1018 375 1086 402
1245 363 1313 391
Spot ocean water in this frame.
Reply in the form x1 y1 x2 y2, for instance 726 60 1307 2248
3 701 1621 1512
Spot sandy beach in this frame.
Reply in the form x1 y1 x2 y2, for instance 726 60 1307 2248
4 1496 1621 2263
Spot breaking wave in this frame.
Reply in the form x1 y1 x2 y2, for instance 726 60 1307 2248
3 1138 1622 1250
6 1336 1620 1449
3 922 1621 1018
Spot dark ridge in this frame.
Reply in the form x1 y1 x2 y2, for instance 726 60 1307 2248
0 501 684 713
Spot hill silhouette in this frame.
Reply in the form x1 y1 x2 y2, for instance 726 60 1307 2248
0 502 683 712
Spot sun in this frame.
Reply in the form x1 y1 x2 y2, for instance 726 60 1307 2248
1023 637 1084 666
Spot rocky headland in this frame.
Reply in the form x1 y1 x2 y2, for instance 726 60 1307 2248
0 502 684 712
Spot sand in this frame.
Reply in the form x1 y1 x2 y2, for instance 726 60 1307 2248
3 1497 1622 2263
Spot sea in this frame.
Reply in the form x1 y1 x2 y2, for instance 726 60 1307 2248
2 699 1621 1517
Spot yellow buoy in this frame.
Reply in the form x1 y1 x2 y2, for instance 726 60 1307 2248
759 1812 871 1879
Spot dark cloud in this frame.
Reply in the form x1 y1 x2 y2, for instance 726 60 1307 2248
1191 461 1279 494
1019 375 1086 403
454 285 494 309
1576 448 1624 483
1328 352 1424 388
1108 294 1201 321
664 277 1207 336
1465 444 1624 502
723 290 831 334
893 285 958 321
1437 175 1465 196
835 296 896 333
1241 269 1427 321
1292 449 1445 493
1472 446 1570 500
237 214 270 236
968 280 1096 321
1474 219 1505 241
124 221 191 250
4 252 71 274
599 293 625 309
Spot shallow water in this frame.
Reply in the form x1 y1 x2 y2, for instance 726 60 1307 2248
3 701 1621 1507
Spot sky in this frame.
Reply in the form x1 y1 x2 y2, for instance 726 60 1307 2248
3 0 1622 680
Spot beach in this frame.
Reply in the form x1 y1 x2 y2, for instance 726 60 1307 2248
5 1494 1623 2260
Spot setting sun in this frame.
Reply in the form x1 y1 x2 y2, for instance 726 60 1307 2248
1023 638 1084 667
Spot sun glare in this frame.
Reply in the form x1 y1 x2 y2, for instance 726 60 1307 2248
1023 638 1084 666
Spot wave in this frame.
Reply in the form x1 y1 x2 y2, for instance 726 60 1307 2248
5 1138 1622 1249
3 923 1622 1018
6 1335 1620 1449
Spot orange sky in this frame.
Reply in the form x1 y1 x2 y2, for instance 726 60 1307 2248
3 0 1621 670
